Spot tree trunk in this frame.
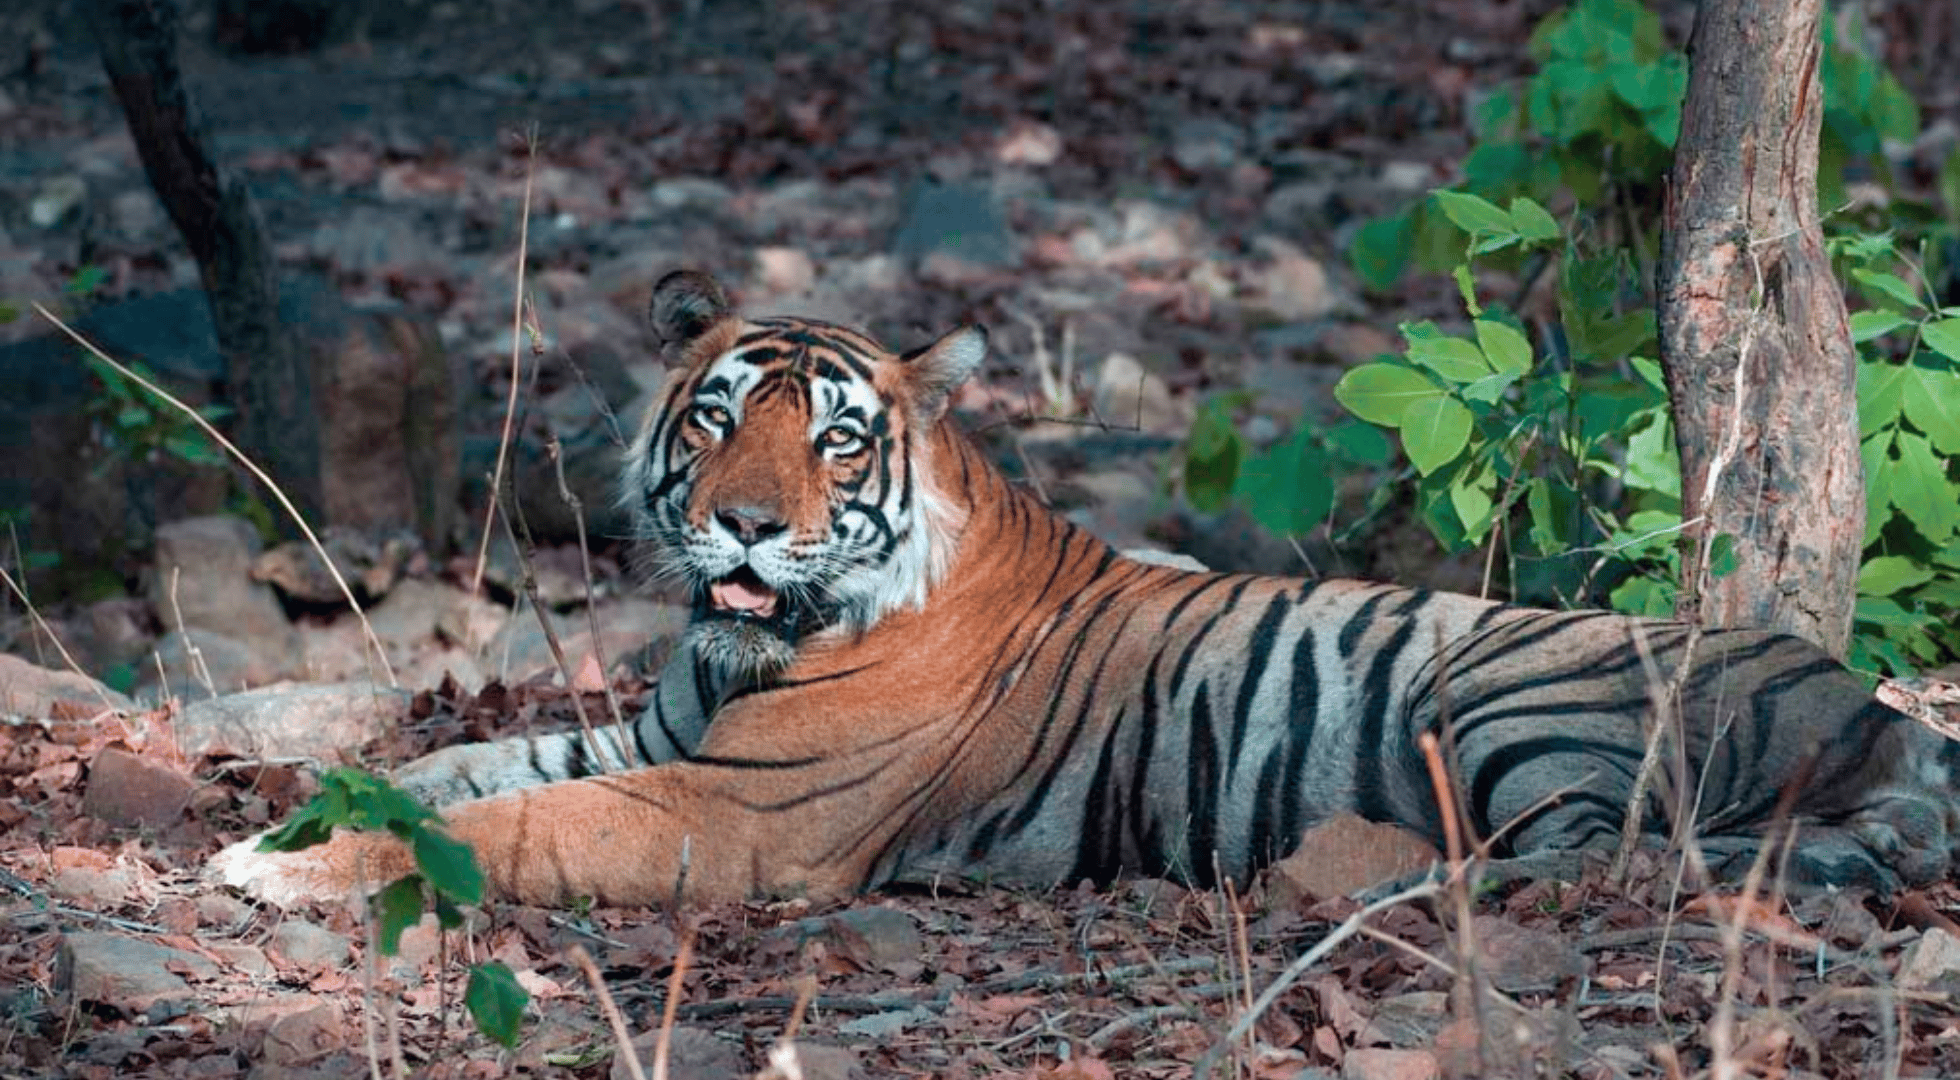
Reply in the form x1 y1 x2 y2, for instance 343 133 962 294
1656 0 1862 657
87 0 324 524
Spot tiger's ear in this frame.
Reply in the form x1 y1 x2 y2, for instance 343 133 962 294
902 325 987 420
649 270 733 350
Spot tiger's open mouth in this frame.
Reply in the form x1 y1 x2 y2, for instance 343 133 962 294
707 565 783 621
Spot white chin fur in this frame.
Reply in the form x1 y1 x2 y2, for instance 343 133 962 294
688 620 798 679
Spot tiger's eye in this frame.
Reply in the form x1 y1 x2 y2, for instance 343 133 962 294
820 426 862 452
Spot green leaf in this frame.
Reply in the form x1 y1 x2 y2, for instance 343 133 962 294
1623 414 1680 497
1507 197 1560 243
1903 366 1960 454
1234 427 1334 537
1707 532 1739 578
1862 430 1895 544
1433 190 1514 237
1851 268 1923 312
1888 431 1960 545
1349 212 1414 294
1473 319 1532 375
1399 395 1473 476
411 823 484 906
1449 464 1497 543
1526 477 1567 555
1941 145 1960 220
1184 395 1247 513
371 876 426 957
1334 363 1439 427
1629 356 1666 390
1406 334 1490 383
1458 372 1520 405
1849 309 1912 343
1857 362 1908 436
1325 420 1394 467
465 962 530 1048
1858 555 1935 597
1921 318 1960 364
1452 263 1482 316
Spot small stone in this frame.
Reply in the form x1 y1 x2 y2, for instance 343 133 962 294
58 932 218 1016
134 628 283 702
208 943 274 978
1092 353 1181 435
754 247 816 297
1470 916 1585 994
613 1027 744 1080
1271 814 1440 904
174 681 408 760
775 907 925 972
1242 236 1343 324
995 120 1063 167
30 176 87 228
1900 927 1960 991
271 921 352 970
150 516 295 650
0 652 133 718
262 1002 348 1066
195 892 255 930
1343 1047 1439 1080
82 746 195 828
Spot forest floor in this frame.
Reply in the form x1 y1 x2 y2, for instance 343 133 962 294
1 0 1958 1076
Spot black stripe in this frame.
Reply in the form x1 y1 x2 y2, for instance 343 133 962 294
1226 592 1292 782
1185 683 1221 886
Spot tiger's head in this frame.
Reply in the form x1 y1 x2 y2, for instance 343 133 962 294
621 271 988 677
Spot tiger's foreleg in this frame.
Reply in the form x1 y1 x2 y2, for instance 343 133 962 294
214 762 861 909
391 643 722 807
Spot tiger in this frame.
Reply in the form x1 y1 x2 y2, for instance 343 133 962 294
214 269 1959 909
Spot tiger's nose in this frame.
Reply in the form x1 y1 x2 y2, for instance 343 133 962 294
715 505 788 545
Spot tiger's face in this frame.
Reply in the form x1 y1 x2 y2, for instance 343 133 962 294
622 271 987 676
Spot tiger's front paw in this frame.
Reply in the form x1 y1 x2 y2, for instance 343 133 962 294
208 830 412 909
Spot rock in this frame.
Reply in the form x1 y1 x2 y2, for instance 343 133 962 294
208 943 274 978
30 175 86 228
174 682 408 760
252 528 421 605
647 177 736 214
150 516 294 649
753 247 817 297
488 597 687 684
1171 117 1246 172
82 747 195 828
892 179 1019 267
1468 916 1584 994
58 932 218 1017
295 277 462 555
1241 236 1345 324
776 1043 869 1080
1091 352 1182 435
1365 992 1449 1050
612 1027 744 1080
109 188 164 241
303 206 449 275
1270 814 1440 904
133 628 285 703
775 907 924 972
1344 1047 1439 1080
196 892 256 930
270 921 351 970
260 1002 348 1067
995 120 1063 167
0 652 133 717
48 865 140 908
1900 928 1960 991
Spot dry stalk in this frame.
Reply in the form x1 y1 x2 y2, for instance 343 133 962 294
1189 878 1440 1080
1613 622 1703 882
569 944 646 1080
492 478 616 771
33 303 399 689
0 561 121 715
166 566 216 698
652 928 696 1080
549 432 632 746
472 124 540 600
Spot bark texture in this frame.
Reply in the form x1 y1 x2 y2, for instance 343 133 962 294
1656 0 1861 657
87 0 324 522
